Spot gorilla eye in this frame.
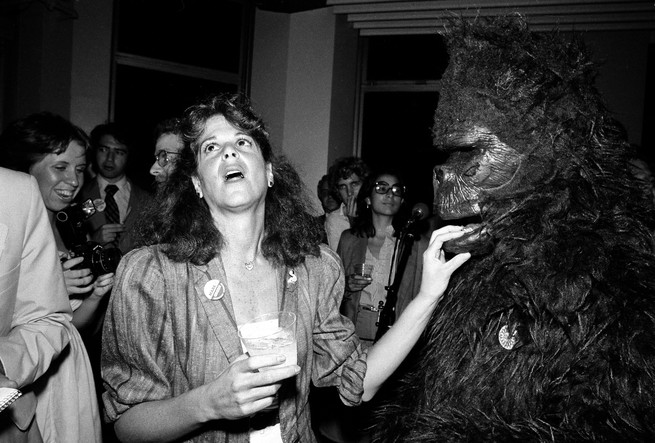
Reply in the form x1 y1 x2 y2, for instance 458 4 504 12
463 164 480 177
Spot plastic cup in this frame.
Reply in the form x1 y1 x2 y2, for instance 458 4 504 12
353 263 374 278
238 311 297 368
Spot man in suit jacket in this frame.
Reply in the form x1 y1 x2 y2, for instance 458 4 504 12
0 168 72 442
79 123 151 254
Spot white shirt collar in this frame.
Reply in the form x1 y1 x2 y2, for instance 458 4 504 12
97 175 128 193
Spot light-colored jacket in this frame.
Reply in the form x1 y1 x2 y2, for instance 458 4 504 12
0 169 71 441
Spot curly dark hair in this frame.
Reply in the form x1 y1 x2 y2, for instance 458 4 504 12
138 93 323 267
350 170 409 238
0 111 89 173
152 117 183 144
327 156 370 203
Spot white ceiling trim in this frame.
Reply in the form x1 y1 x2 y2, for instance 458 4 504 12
326 0 655 35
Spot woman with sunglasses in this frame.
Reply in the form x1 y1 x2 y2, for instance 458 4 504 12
316 171 431 443
337 171 429 350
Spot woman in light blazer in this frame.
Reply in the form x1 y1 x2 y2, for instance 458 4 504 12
0 168 72 442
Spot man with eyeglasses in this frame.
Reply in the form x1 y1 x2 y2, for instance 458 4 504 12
150 117 184 186
79 122 151 255
324 156 370 251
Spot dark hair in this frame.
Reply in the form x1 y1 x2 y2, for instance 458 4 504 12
317 173 339 200
327 156 370 202
350 170 408 238
138 93 323 267
0 111 89 173
152 117 183 144
90 122 132 152
317 174 329 192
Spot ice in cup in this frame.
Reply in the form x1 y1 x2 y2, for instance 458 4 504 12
353 263 374 279
238 311 297 368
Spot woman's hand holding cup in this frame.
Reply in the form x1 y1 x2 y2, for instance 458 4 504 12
347 263 373 292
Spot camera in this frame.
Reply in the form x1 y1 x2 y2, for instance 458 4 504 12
56 199 122 277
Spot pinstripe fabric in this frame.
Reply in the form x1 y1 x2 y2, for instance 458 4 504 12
103 184 120 224
102 244 367 442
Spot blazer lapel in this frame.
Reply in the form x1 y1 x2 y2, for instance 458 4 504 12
278 266 301 440
190 257 243 363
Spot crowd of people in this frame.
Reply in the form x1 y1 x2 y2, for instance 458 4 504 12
0 93 471 443
0 90 652 443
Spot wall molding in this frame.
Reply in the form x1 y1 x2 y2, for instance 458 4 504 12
326 0 655 35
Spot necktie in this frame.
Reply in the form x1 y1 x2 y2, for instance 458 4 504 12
104 184 120 224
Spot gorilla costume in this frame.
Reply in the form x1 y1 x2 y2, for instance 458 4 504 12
375 16 655 442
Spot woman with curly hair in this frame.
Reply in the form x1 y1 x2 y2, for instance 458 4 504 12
101 93 471 442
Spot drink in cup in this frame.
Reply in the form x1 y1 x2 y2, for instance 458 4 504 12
354 263 374 279
238 311 297 368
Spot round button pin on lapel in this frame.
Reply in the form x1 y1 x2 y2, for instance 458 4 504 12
94 199 106 212
204 280 225 301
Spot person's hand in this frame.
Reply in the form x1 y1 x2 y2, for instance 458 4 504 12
346 273 372 292
91 223 125 245
89 272 114 300
200 353 299 421
345 194 358 219
416 225 472 305
61 256 95 295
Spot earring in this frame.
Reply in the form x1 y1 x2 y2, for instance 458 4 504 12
196 189 203 199
268 180 274 188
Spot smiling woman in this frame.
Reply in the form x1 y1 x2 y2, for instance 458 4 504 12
0 112 115 328
0 111 104 442
28 140 87 211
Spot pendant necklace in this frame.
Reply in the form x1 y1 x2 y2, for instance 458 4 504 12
244 246 258 271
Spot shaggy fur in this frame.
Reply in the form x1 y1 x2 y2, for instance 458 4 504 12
375 16 655 442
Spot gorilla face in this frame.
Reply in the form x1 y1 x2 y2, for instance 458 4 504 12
433 126 523 253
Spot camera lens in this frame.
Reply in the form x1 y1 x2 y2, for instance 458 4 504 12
92 247 122 275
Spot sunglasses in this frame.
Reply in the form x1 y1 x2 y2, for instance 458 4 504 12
374 181 405 197
154 150 181 167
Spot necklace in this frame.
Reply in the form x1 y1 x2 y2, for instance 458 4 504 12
237 244 259 271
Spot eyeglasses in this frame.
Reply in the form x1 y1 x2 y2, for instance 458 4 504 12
374 181 405 197
154 150 180 167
